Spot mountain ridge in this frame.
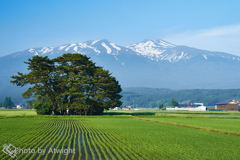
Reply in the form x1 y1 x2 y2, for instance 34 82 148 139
5 39 240 64
0 39 240 91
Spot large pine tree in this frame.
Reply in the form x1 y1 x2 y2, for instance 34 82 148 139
11 53 122 115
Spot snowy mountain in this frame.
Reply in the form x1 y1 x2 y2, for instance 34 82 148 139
1 39 240 95
11 39 135 58
8 39 240 64
127 39 176 57
127 39 240 62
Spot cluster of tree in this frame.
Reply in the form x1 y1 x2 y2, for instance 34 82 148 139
159 98 179 109
11 53 122 115
0 97 14 108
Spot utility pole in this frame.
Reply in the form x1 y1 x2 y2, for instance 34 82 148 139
133 99 134 109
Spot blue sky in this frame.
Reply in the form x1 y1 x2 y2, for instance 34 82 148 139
1 0 240 56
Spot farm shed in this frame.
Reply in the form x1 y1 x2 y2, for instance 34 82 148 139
16 105 25 109
215 99 240 111
122 105 131 110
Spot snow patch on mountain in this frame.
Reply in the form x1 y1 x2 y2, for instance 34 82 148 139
65 43 76 51
127 39 175 53
127 40 194 62
59 45 67 50
203 55 208 59
92 47 101 54
13 53 21 57
179 52 185 59
158 40 176 48
110 43 121 51
91 40 99 45
127 40 169 55
29 49 34 53
101 42 112 54
73 46 79 52
41 47 55 54
158 51 190 62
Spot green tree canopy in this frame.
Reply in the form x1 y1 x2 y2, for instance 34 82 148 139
169 98 179 107
11 53 122 115
33 100 52 115
159 103 164 109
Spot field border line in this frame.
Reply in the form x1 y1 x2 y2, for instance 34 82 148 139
134 118 240 137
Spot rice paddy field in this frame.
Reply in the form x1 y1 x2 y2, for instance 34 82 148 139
0 110 240 159
0 109 37 117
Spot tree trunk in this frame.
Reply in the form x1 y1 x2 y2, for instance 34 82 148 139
68 95 71 115
90 106 93 115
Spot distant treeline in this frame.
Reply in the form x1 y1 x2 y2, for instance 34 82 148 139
0 84 29 105
0 97 14 108
121 87 240 108
1 86 240 108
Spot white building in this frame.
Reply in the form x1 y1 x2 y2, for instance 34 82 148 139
16 105 25 109
166 103 206 111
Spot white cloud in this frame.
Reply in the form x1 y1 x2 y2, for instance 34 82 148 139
163 24 240 56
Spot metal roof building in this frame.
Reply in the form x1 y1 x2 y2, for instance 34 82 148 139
215 99 240 111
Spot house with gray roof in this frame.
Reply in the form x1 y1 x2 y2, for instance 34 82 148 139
215 99 240 111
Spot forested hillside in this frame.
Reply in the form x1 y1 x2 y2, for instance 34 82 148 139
121 87 240 108
2 86 240 107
